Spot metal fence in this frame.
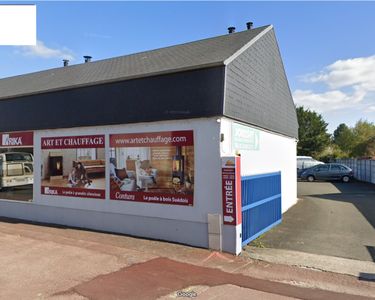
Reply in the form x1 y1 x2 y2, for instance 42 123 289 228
336 159 375 184
241 172 282 246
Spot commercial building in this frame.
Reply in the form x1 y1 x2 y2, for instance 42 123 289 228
0 24 298 254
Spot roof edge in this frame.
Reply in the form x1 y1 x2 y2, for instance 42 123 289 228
223 25 273 66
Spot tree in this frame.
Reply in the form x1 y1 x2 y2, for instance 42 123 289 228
317 144 347 162
333 123 354 156
351 120 375 157
332 119 375 158
296 106 331 157
363 136 375 157
353 119 375 142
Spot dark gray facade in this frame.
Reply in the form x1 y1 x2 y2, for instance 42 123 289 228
225 28 298 138
0 67 224 132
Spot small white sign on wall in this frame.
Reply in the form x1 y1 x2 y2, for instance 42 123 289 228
0 5 36 45
232 123 260 151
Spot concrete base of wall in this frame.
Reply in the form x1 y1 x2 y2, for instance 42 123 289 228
0 200 209 249
222 224 242 255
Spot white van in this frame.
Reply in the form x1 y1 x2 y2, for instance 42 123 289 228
0 152 34 190
297 156 323 174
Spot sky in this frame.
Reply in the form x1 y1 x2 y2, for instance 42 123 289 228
0 1 374 133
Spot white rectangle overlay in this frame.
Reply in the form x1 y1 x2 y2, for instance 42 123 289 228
0 5 36 45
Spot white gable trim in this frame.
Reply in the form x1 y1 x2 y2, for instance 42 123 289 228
224 25 273 66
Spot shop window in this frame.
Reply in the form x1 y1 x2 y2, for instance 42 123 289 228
0 132 34 202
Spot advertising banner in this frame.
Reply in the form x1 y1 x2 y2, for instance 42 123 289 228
0 131 33 148
222 156 242 225
41 135 105 199
109 130 194 206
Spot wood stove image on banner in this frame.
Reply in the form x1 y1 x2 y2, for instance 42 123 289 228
172 146 184 184
49 153 63 179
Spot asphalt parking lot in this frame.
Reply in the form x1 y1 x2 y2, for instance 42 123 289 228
251 181 375 262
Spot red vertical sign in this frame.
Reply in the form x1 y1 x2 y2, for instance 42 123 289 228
222 156 241 226
235 156 242 225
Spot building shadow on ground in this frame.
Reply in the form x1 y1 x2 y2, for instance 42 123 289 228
307 182 375 263
359 272 375 282
366 246 375 262
308 181 375 231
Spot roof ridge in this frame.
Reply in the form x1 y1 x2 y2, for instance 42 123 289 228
108 25 271 60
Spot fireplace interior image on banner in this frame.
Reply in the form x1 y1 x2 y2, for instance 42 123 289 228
109 131 194 206
0 132 34 202
41 135 106 199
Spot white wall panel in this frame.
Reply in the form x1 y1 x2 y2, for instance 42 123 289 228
220 118 297 213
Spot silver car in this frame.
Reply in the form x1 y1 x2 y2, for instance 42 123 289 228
300 163 354 183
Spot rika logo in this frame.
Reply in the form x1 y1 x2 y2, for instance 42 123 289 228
44 187 58 195
1 134 22 146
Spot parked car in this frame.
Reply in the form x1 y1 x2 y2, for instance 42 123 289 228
300 163 353 183
297 156 324 177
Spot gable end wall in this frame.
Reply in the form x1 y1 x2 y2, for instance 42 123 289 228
224 29 298 139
